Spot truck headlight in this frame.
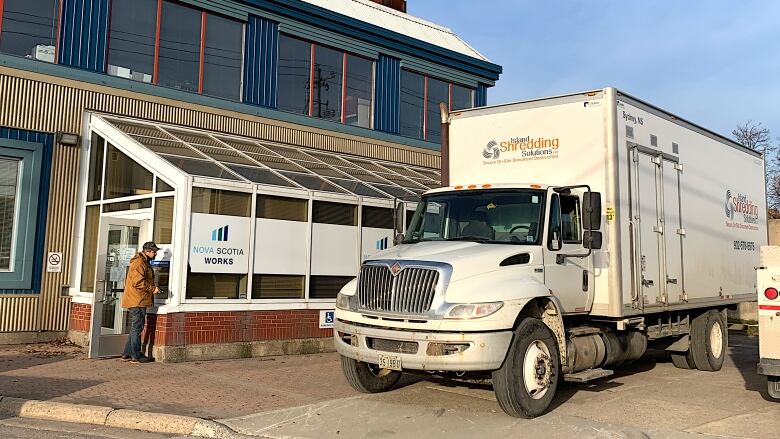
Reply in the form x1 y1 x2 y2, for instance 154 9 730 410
336 293 352 310
444 302 504 319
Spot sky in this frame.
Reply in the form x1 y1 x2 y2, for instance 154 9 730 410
407 0 780 144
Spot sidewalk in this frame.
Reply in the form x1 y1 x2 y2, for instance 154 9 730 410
0 340 357 420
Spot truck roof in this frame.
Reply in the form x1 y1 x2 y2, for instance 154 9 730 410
450 87 759 158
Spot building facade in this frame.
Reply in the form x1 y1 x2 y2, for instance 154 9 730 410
0 0 500 360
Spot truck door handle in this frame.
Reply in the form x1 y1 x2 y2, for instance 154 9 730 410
642 278 654 287
667 276 678 285
582 270 588 292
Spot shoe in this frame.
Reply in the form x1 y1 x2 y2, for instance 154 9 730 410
129 356 152 364
120 355 131 361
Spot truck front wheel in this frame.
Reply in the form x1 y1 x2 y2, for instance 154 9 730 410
340 355 401 393
492 318 560 418
769 376 780 400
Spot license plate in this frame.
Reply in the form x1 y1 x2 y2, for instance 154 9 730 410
378 354 402 371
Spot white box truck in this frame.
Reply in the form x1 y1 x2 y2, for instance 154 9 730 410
334 87 767 417
757 246 780 399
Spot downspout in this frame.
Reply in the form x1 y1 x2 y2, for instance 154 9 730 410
439 102 450 187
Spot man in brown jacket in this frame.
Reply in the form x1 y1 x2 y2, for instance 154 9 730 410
121 241 159 363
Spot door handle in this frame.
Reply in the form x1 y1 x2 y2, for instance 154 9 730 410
666 276 678 285
642 278 654 287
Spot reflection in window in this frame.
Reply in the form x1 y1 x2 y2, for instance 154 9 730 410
426 77 448 144
80 206 100 292
104 144 154 199
186 273 246 299
312 45 342 122
400 70 424 140
191 187 251 217
0 0 58 62
560 195 582 243
277 34 311 115
451 84 474 111
252 274 304 299
87 133 105 201
154 197 175 243
345 54 373 128
107 0 157 83
203 13 242 100
0 158 19 270
157 1 201 92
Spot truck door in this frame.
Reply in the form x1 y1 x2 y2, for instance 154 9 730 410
631 148 685 307
543 191 592 313
632 149 663 307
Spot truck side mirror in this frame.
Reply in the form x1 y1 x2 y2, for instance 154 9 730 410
583 192 602 230
393 202 405 242
584 231 602 250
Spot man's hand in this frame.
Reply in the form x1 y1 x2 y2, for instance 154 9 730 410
153 287 160 294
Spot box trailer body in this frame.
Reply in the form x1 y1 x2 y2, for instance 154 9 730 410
448 87 766 317
334 87 767 418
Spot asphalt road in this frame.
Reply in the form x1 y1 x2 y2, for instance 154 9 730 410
223 334 780 439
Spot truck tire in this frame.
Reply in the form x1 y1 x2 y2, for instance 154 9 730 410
492 318 560 418
669 351 695 369
769 376 780 400
690 310 726 372
340 355 401 393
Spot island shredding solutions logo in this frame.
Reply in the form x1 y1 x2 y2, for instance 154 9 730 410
482 135 561 164
724 189 759 231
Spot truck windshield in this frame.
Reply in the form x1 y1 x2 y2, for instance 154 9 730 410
404 189 545 245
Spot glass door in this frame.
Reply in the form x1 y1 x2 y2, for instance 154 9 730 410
89 218 146 358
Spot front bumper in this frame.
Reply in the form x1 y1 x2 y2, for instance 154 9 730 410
758 358 780 377
334 319 513 371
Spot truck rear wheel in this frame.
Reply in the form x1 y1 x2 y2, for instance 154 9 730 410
769 376 780 400
340 355 401 393
690 310 726 372
492 318 560 418
669 351 696 369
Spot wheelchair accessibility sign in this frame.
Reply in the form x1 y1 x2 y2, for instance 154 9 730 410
319 310 335 329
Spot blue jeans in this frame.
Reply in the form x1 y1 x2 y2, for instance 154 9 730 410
122 307 146 359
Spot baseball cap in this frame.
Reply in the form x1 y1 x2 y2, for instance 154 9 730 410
142 241 160 252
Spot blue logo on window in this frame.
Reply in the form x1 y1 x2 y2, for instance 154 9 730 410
211 225 229 242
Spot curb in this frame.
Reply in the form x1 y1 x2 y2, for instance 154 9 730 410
0 395 251 438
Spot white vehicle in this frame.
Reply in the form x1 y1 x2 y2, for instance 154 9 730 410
334 88 767 417
757 246 780 400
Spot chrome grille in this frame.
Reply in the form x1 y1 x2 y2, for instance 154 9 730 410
357 264 439 315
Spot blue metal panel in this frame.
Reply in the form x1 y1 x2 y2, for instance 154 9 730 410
476 83 488 107
243 15 279 108
374 55 400 134
0 129 53 295
58 0 110 72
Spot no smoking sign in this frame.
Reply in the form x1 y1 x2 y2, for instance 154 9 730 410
47 252 63 273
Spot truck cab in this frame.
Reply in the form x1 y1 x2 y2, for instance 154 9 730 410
757 246 780 400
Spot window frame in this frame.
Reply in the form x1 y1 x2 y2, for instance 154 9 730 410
278 33 375 129
106 0 244 101
0 0 61 63
0 157 21 272
400 68 474 142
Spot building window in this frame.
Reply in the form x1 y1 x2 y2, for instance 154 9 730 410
107 0 157 83
87 133 105 202
310 275 354 299
104 143 154 199
191 187 251 217
0 0 59 63
400 69 474 142
312 201 357 226
277 34 312 115
277 33 374 128
361 206 393 229
0 158 19 271
153 196 174 243
256 195 307 222
251 274 304 299
157 1 201 93
186 272 246 299
106 0 243 100
80 205 100 292
345 54 373 128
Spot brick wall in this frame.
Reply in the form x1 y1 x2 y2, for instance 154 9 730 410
69 303 92 332
70 304 331 347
